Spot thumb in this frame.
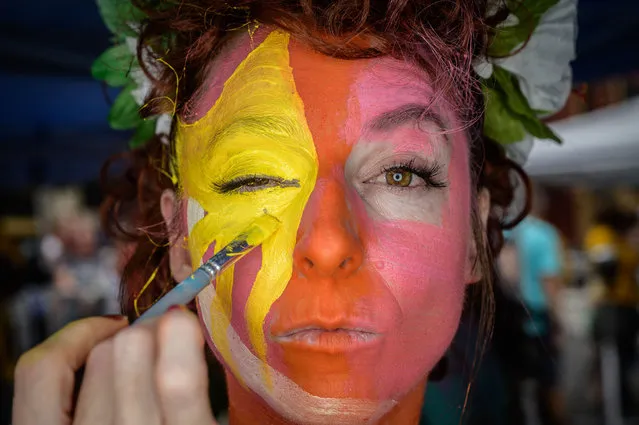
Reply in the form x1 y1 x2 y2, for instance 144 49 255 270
13 315 128 425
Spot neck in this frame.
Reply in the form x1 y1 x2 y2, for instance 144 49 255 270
225 371 427 425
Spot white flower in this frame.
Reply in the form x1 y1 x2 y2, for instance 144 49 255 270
505 135 534 165
130 68 152 106
473 56 494 79
495 0 578 115
125 36 161 106
125 36 138 56
483 0 578 165
156 114 173 137
500 13 520 28
125 37 174 136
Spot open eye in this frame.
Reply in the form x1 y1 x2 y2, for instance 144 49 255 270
384 169 417 187
367 160 447 190
214 175 300 194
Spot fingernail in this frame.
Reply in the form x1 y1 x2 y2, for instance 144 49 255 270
167 304 187 313
102 314 127 321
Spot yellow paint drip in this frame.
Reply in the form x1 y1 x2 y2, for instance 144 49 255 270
175 30 318 386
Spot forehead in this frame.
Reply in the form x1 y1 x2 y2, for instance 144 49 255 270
185 29 439 135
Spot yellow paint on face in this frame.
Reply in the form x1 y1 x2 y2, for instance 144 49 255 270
174 30 318 382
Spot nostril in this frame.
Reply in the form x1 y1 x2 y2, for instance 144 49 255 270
303 257 314 271
339 258 351 269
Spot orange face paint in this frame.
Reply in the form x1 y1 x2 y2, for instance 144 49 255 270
177 28 473 424
264 40 470 404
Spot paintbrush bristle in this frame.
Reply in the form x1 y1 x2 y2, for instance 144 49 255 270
241 214 281 247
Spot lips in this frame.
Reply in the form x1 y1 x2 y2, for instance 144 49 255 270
271 324 380 353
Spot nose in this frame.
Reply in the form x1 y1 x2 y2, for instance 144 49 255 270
294 178 364 278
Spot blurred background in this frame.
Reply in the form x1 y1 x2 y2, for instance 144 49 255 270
1 0 638 424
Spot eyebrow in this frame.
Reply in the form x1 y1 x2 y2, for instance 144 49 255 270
209 115 299 147
367 104 447 132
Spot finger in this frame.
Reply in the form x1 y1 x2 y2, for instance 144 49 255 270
73 339 115 425
113 318 162 425
13 316 128 425
157 309 217 425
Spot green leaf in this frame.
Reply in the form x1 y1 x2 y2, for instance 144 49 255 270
130 117 157 148
483 84 527 144
96 0 146 39
108 85 142 130
533 108 553 116
521 113 561 142
483 66 561 144
492 66 533 117
488 0 559 57
91 44 136 87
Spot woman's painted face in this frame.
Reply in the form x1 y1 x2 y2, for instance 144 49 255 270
174 29 474 423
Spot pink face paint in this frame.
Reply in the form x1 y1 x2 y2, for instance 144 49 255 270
340 58 471 398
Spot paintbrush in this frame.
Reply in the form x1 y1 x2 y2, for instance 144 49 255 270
70 215 280 413
135 213 280 323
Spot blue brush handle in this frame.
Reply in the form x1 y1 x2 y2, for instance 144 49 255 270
135 266 215 322
131 212 282 324
134 237 252 323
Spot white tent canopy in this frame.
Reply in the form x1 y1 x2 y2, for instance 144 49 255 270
525 97 639 186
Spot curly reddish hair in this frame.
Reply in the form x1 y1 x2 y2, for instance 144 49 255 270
101 0 530 338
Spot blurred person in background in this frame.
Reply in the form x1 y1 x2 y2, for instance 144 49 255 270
5 224 53 357
585 206 639 418
504 183 565 425
47 208 120 331
1 217 52 424
0 229 26 425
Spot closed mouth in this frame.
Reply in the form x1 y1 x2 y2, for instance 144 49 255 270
272 327 380 352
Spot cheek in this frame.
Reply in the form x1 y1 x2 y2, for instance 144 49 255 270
360 142 470 324
359 151 471 394
229 249 263 350
366 220 467 396
368 219 467 332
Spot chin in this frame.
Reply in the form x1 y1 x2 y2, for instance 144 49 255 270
197 286 450 424
257 383 397 425
222 316 399 425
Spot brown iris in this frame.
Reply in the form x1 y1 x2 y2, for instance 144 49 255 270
385 170 412 187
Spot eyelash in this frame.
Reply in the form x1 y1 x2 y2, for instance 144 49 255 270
212 160 445 194
213 174 298 194
380 159 448 190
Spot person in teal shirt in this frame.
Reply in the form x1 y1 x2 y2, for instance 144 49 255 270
421 186 565 425
510 216 563 336
505 188 565 425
